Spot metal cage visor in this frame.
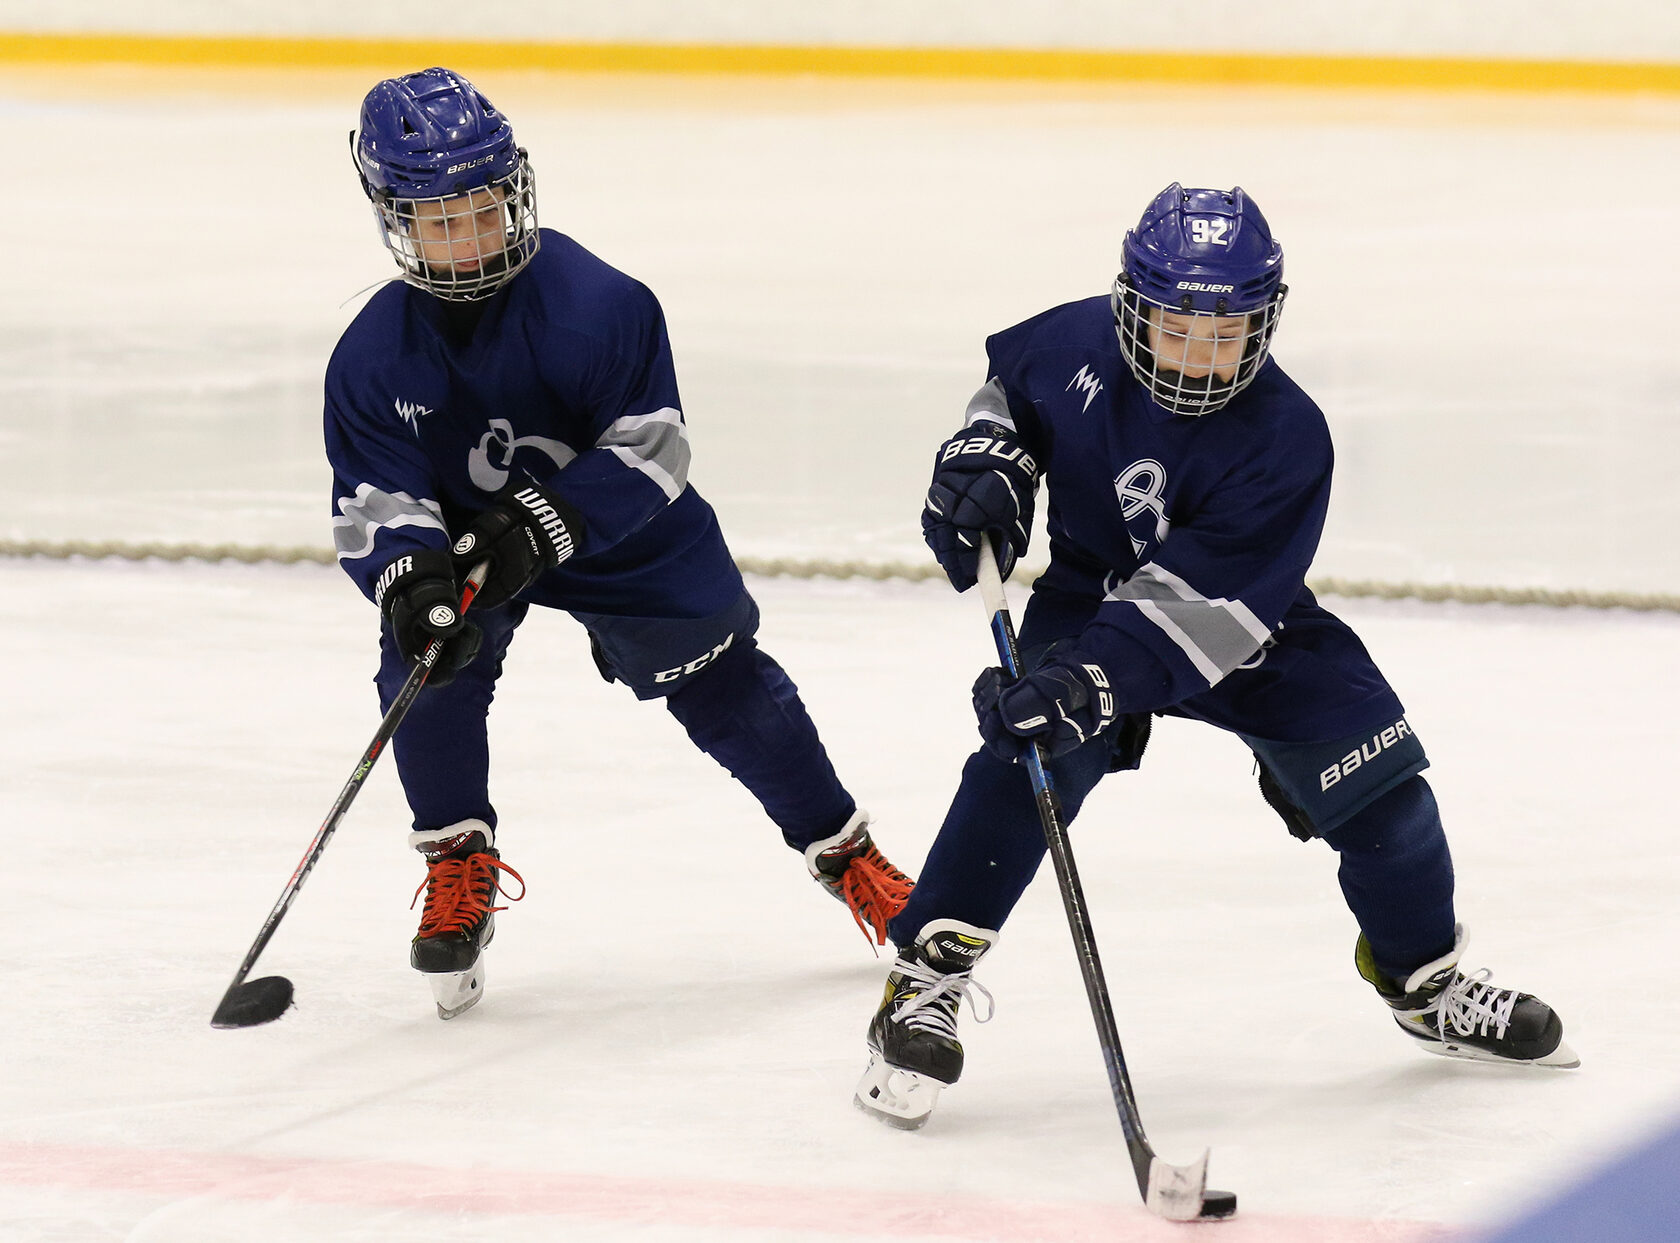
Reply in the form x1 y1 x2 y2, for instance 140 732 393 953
372 161 540 301
1113 279 1286 417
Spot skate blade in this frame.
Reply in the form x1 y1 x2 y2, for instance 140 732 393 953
1421 1035 1581 1069
853 1054 943 1130
426 960 486 1021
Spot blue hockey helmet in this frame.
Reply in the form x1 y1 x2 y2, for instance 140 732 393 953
1112 184 1287 416
351 68 540 301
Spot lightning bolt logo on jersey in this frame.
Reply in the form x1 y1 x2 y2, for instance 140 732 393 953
394 399 432 434
1066 365 1104 413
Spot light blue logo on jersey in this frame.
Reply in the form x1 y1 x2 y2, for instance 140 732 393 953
1114 458 1171 557
468 417 577 492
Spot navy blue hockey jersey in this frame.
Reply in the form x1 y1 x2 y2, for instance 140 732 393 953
973 295 1334 716
325 228 734 618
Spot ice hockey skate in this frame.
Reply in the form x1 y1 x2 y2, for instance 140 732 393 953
410 820 524 1020
804 810 915 946
854 918 996 1129
1358 925 1578 1068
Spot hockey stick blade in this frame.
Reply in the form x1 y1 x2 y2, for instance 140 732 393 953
1145 1150 1237 1221
210 975 295 1029
209 562 489 1031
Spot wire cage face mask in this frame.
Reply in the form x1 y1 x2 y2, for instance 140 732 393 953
371 157 539 302
1112 277 1286 417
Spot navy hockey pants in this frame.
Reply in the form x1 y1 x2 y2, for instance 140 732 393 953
375 588 857 851
889 593 1457 981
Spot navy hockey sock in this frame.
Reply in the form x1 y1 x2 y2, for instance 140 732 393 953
664 641 856 847
1325 776 1457 977
888 737 1111 945
376 602 523 832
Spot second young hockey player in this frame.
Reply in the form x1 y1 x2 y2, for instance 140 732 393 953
856 182 1576 1130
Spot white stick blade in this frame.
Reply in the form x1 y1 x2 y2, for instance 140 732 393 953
1144 1150 1211 1221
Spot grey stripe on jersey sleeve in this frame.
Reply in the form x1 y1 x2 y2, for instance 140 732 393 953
598 407 689 501
1104 562 1273 686
332 484 447 562
964 378 1017 432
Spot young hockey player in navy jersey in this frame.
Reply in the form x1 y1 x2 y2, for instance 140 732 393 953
855 183 1575 1130
326 68 911 1019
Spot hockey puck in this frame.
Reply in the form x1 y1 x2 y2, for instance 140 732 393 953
1200 1190 1238 1219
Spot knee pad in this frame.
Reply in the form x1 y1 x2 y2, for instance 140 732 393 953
1250 715 1429 841
664 640 808 752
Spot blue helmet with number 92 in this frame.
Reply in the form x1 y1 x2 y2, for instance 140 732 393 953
351 67 540 301
1113 184 1287 417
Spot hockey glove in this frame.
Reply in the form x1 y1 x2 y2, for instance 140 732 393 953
376 549 483 688
922 421 1038 591
972 659 1117 761
449 480 585 612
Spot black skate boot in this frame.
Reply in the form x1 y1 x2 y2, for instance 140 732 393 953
853 918 996 1129
410 821 525 1020
804 810 915 947
1358 924 1578 1068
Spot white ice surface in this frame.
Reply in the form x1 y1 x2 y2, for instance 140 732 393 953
5 558 1679 1241
3 63 1678 1240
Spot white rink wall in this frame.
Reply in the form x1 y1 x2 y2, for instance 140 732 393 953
5 0 1680 62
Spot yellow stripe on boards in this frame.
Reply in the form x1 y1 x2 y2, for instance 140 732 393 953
0 32 1676 95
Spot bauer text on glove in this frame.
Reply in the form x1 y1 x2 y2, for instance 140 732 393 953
972 660 1117 761
922 421 1038 591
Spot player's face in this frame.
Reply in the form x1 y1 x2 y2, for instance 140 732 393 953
1149 310 1251 381
407 186 511 275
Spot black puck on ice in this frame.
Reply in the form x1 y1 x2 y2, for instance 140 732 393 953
1200 1189 1238 1219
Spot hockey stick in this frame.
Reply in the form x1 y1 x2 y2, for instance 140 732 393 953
975 534 1235 1222
210 560 490 1030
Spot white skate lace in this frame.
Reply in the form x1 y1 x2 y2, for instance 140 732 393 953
892 957 995 1039
1434 968 1518 1039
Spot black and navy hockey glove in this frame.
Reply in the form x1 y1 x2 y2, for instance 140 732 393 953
375 549 483 688
972 659 1117 761
449 480 585 612
922 421 1039 591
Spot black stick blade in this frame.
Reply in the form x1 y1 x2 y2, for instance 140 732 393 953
211 975 295 1029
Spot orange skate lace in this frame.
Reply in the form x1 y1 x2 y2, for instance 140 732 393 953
840 845 915 947
411 853 526 937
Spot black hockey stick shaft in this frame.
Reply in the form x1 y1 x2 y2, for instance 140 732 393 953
210 561 489 1028
974 537 1232 1220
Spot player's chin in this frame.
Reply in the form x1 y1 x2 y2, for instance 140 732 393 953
422 253 513 290
1155 368 1234 394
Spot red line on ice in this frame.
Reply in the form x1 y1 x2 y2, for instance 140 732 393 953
0 1140 1450 1241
